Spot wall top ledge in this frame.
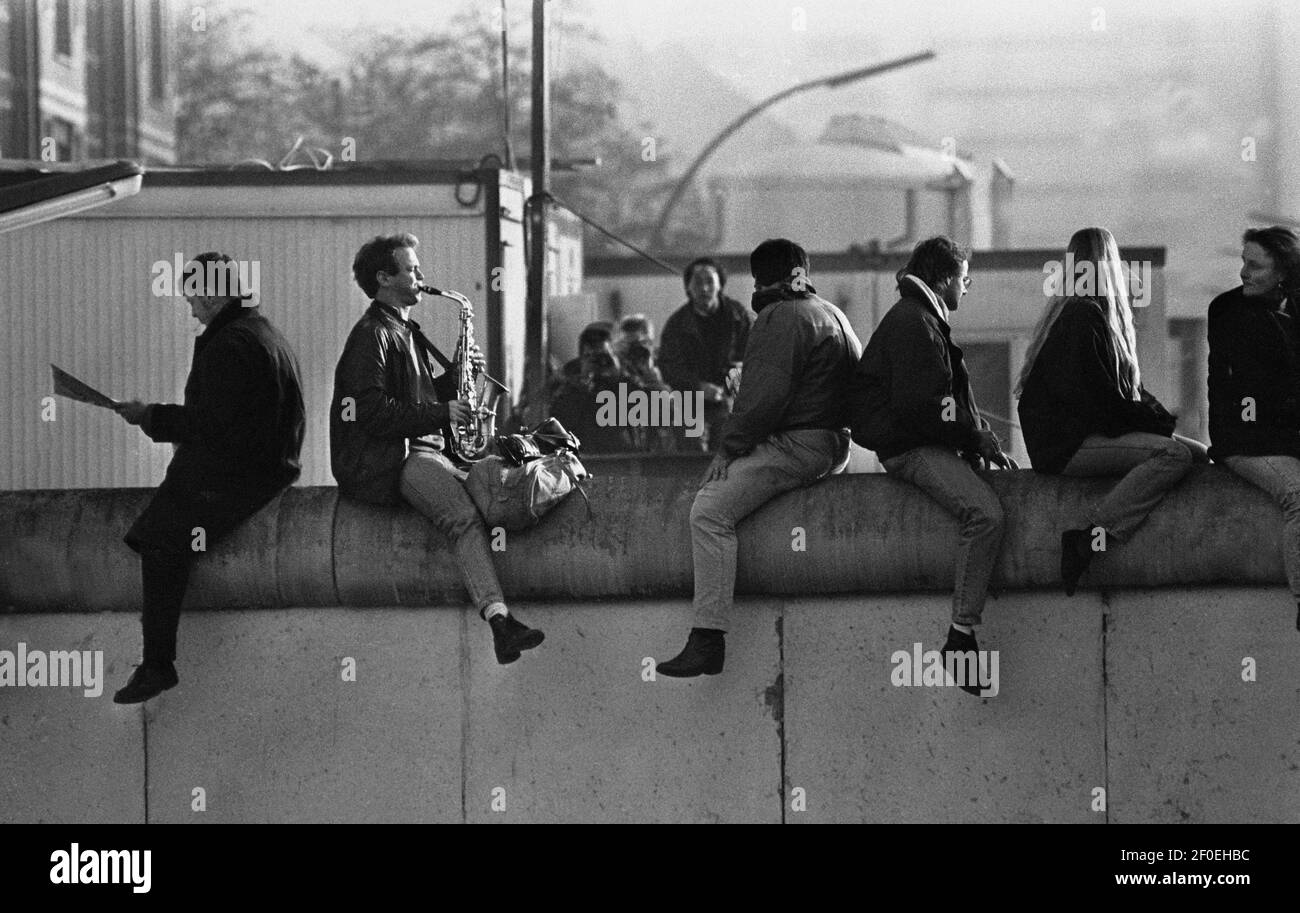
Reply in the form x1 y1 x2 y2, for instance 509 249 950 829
0 465 1285 612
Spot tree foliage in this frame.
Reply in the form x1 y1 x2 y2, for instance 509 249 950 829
176 3 705 253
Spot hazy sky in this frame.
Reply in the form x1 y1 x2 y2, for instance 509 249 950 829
236 0 1238 89
229 0 1250 131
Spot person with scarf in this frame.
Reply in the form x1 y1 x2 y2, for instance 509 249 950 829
1207 226 1300 632
1017 227 1205 597
849 236 1013 696
656 239 862 677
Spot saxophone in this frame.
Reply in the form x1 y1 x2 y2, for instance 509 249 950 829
419 285 508 462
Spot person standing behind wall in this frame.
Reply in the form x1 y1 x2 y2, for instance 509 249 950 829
849 236 1013 696
1207 226 1300 632
548 322 629 453
615 314 674 452
1016 227 1207 597
657 257 754 452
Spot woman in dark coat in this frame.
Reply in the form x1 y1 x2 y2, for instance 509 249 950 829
1207 226 1300 631
1017 227 1206 595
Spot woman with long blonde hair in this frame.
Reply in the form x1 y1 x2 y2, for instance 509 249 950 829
1017 227 1206 595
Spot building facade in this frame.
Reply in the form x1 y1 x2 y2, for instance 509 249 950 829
0 0 176 163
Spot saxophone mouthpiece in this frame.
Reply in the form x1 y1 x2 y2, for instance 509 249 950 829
418 285 469 305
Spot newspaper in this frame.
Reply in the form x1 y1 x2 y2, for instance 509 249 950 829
50 363 119 410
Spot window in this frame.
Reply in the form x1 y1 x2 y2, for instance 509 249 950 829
960 340 1014 447
55 0 72 58
42 117 78 161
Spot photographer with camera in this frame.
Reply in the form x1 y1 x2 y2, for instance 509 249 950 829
548 322 629 453
615 314 674 452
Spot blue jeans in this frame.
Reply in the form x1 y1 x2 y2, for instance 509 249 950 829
1223 454 1300 600
881 446 1005 627
1061 432 1203 540
691 429 850 631
399 449 505 615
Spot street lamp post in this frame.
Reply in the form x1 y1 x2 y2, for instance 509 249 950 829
649 50 937 252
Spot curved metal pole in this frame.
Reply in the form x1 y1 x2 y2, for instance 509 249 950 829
649 50 936 252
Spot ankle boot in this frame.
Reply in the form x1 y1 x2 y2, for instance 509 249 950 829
656 628 725 678
1060 527 1094 597
489 613 544 665
941 626 984 697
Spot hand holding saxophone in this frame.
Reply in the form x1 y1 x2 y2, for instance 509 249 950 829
446 399 473 426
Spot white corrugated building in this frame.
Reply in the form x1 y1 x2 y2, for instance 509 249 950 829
0 162 581 490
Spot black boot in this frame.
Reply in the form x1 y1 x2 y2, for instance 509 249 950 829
656 628 725 678
940 626 983 697
489 613 544 665
113 662 178 704
1060 527 1095 597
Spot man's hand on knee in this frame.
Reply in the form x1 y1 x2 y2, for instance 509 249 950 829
699 453 731 488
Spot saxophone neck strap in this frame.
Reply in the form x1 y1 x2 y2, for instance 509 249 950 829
409 324 455 373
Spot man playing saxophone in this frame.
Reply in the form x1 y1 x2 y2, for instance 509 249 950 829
331 233 544 664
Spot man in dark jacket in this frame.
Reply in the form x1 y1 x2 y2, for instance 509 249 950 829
850 236 1012 696
658 257 754 451
331 233 542 665
656 239 862 677
112 252 305 703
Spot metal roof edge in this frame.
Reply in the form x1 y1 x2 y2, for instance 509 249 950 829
587 246 1169 277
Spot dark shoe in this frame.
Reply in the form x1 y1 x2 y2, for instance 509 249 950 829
489 613 544 665
113 662 178 704
656 628 725 678
941 626 983 697
1060 528 1094 597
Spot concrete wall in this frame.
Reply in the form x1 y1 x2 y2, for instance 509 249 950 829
2 463 1298 822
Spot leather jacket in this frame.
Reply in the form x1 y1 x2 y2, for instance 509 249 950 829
331 301 458 504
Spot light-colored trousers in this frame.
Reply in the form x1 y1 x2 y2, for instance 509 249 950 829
881 446 1005 627
691 429 850 631
1061 432 1205 540
1223 453 1300 599
399 449 505 615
